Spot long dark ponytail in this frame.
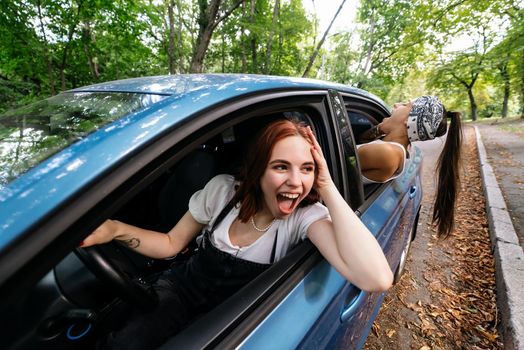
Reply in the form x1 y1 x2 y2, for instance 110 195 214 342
432 111 463 237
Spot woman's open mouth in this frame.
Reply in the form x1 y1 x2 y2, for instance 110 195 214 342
277 192 300 215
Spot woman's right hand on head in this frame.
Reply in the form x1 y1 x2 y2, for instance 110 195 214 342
81 219 119 247
306 126 334 191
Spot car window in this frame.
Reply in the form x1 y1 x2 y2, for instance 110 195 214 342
348 111 376 143
0 92 165 187
114 109 317 235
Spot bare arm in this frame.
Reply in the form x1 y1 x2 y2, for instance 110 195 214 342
357 142 404 182
82 211 204 259
306 190 393 292
306 127 393 292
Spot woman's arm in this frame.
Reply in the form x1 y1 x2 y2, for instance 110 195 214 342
357 142 405 183
81 211 203 259
306 127 393 292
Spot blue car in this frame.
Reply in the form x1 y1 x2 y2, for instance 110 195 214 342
0 74 422 349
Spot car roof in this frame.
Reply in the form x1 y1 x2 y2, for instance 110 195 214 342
70 74 374 97
0 74 386 251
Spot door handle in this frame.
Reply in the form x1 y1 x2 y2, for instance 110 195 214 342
340 289 367 322
408 185 417 199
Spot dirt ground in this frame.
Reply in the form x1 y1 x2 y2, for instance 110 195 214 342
363 126 503 350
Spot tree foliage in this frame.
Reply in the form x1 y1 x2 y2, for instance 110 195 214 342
426 0 524 119
0 0 522 119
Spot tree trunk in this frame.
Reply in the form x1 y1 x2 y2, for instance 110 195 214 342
168 0 176 74
520 52 524 116
191 27 215 73
59 0 83 91
276 25 283 72
82 22 100 81
240 2 247 72
303 0 347 78
250 0 257 72
501 63 510 118
360 17 375 76
221 32 225 72
36 0 55 95
190 0 220 73
520 78 524 116
451 70 479 121
497 50 511 118
467 87 477 121
264 0 279 74
176 0 184 73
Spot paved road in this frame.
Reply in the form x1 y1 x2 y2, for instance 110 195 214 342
476 120 524 247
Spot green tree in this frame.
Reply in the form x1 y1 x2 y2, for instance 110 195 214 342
0 0 164 107
205 0 313 76
352 0 428 90
190 0 245 73
0 1 48 96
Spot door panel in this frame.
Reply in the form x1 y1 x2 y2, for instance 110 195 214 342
238 260 346 349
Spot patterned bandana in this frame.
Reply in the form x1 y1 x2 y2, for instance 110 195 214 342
406 96 444 142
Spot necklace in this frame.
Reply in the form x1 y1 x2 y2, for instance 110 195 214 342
250 214 276 232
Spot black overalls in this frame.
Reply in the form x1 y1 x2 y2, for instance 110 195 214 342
102 200 278 350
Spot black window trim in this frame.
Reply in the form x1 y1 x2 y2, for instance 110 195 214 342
327 90 365 209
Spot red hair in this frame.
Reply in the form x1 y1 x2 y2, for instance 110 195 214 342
233 119 320 222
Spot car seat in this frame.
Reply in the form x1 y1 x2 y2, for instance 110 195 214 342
157 149 218 232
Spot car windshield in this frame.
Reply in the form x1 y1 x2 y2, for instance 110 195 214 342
0 91 166 187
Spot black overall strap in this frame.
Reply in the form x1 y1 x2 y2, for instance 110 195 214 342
269 229 278 264
208 197 279 264
210 197 237 232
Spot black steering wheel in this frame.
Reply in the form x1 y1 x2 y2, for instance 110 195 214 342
75 243 158 311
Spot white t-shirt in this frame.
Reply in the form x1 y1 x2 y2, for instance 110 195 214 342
356 139 409 184
188 174 330 264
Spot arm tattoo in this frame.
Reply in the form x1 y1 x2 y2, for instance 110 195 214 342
121 237 141 248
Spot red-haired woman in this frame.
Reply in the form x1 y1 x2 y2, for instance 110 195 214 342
83 119 392 349
357 96 462 237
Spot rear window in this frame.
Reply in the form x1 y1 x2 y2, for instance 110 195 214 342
0 92 165 187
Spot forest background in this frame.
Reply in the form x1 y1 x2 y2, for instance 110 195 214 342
1 0 523 121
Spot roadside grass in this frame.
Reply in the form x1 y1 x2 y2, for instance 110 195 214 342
499 123 524 133
466 116 524 135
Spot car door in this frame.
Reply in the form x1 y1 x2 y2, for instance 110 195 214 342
195 90 411 350
261 91 422 350
160 89 400 350
323 92 422 348
340 92 422 275
259 91 390 349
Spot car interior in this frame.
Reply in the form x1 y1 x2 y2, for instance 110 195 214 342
0 96 387 350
